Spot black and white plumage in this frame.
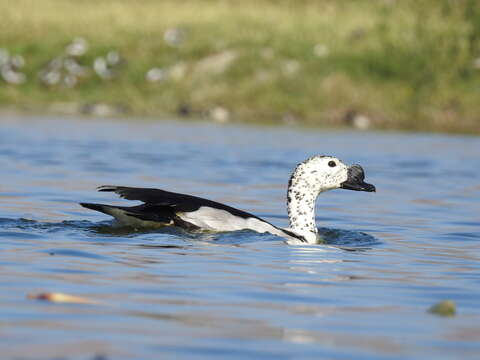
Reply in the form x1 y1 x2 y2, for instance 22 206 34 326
80 155 375 244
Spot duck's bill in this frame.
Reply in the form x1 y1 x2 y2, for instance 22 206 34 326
341 181 376 192
340 164 376 192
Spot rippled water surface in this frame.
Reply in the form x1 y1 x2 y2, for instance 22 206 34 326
1 115 479 359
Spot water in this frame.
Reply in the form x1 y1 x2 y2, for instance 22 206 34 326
1 115 479 360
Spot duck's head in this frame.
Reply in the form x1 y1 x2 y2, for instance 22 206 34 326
289 155 376 195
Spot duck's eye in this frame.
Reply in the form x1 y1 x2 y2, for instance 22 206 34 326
328 161 336 167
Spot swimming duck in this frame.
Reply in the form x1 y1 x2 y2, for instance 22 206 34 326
80 155 375 244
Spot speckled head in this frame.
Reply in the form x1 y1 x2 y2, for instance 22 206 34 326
288 155 361 194
286 155 375 242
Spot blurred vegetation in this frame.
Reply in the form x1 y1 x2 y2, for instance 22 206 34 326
0 0 479 133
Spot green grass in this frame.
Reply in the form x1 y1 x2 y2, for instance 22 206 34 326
1 0 479 133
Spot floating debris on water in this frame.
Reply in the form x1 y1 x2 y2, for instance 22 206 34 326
428 300 456 317
28 292 100 305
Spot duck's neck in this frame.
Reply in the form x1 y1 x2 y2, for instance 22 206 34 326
286 177 319 243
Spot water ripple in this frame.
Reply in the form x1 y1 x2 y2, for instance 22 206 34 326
1 118 479 360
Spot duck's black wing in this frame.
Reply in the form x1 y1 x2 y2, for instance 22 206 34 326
82 185 306 242
97 185 261 220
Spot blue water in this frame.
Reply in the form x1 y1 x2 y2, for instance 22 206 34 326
1 115 479 360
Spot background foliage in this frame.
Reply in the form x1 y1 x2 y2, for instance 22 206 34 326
1 0 479 132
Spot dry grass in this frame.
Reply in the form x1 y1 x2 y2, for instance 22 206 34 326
1 0 479 133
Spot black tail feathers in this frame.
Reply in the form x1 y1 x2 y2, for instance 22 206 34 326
79 202 111 214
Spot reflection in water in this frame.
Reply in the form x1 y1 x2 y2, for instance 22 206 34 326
1 117 480 359
319 227 380 252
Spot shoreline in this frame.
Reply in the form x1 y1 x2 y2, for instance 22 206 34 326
2 105 479 139
1 0 479 134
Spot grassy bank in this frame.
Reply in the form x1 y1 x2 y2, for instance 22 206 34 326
1 0 479 133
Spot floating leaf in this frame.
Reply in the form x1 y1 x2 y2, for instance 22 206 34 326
428 300 456 317
27 292 100 305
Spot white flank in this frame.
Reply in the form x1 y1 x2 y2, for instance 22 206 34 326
178 206 288 236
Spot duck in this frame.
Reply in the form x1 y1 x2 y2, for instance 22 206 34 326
80 155 375 244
